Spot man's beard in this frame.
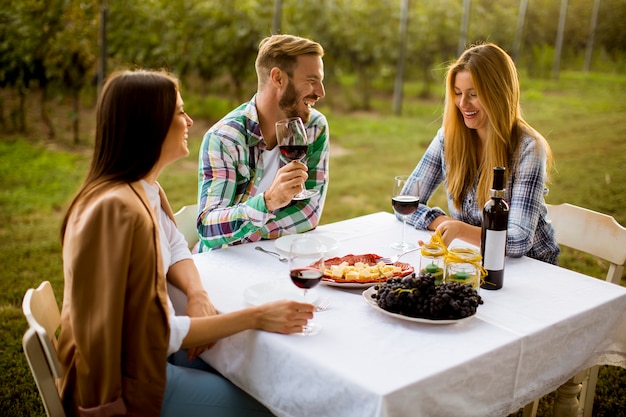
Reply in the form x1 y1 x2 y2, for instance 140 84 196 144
279 80 310 123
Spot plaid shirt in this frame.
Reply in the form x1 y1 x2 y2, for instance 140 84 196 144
197 95 330 251
405 128 559 264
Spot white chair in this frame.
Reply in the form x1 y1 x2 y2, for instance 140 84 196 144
174 204 199 250
547 203 626 285
523 203 626 417
22 281 66 417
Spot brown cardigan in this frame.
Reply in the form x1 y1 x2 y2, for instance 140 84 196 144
58 181 177 416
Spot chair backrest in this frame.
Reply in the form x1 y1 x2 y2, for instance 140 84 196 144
547 203 626 284
22 281 66 417
174 204 199 249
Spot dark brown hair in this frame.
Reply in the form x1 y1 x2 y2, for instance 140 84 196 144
61 69 179 240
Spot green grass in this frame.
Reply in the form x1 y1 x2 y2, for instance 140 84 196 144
1 71 625 415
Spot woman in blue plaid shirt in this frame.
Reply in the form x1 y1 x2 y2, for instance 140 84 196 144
404 43 559 264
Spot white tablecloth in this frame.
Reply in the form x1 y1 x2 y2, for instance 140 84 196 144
169 212 626 417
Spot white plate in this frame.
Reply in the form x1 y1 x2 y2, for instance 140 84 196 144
275 234 340 255
362 287 475 324
243 281 319 306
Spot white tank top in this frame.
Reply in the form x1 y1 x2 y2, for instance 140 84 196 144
256 146 281 194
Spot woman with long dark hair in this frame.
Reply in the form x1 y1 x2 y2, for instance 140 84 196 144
59 69 313 416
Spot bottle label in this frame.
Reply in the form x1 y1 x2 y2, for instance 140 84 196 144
483 230 506 270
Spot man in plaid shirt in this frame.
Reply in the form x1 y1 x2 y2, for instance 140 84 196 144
197 34 329 251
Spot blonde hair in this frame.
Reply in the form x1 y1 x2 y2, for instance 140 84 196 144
443 42 552 209
255 34 324 88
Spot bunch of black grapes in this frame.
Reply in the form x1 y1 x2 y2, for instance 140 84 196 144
372 272 483 320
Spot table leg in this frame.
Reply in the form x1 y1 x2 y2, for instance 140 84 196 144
552 370 587 417
521 399 538 417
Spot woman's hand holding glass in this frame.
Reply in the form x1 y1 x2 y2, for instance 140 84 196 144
254 300 315 335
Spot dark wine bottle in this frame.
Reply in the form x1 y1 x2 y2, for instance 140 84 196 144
480 167 509 290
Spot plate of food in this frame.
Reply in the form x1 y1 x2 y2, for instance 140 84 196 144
317 253 414 288
362 277 480 324
275 234 340 255
243 281 319 306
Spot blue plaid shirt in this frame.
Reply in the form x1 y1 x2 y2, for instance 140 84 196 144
404 128 559 264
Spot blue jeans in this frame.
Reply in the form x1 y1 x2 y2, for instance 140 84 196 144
161 350 275 417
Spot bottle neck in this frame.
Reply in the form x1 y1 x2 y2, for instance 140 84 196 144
490 188 506 199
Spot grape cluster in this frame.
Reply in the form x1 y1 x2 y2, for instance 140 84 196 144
372 272 483 320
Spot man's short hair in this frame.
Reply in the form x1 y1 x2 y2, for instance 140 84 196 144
255 34 324 86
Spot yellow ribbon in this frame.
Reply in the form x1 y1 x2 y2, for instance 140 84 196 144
444 248 488 284
423 230 487 284
421 229 448 257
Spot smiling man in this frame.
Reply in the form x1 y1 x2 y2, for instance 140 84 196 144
197 34 330 251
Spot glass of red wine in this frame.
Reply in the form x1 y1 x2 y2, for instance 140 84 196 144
391 175 420 251
276 117 319 200
288 236 325 336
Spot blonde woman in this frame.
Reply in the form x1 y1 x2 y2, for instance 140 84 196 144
404 42 559 264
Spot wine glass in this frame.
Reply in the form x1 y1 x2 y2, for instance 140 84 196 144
391 175 420 251
288 236 325 336
276 117 319 200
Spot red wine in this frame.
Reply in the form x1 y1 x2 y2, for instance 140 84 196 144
279 145 308 161
290 268 323 289
480 167 509 290
392 195 420 216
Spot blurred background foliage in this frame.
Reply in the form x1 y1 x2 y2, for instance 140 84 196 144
1 0 625 143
